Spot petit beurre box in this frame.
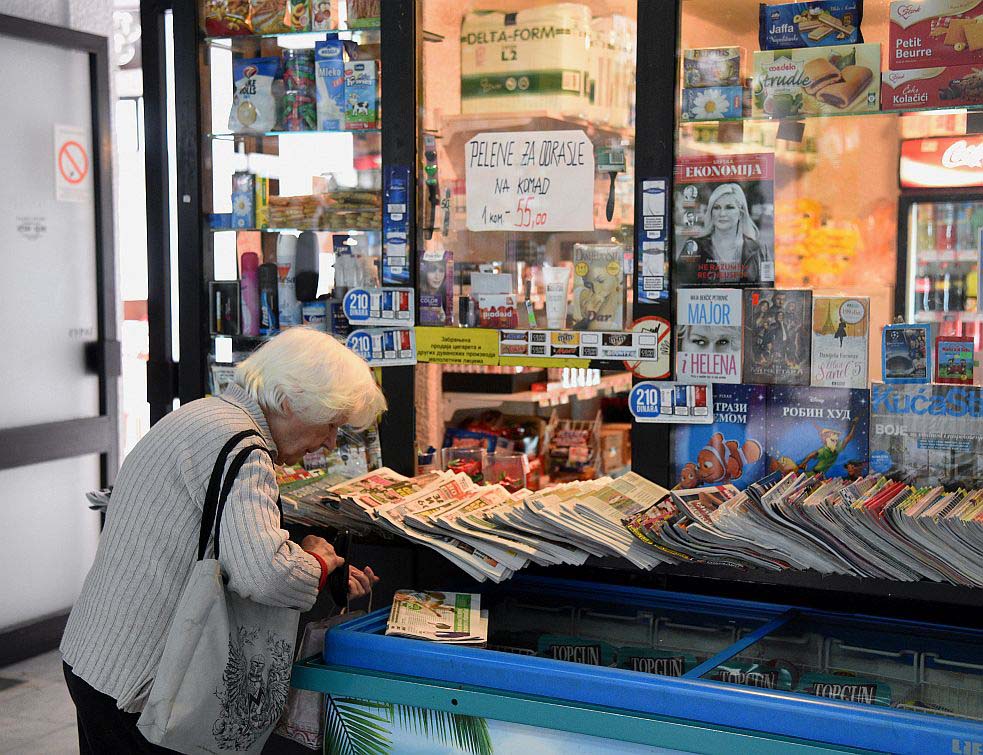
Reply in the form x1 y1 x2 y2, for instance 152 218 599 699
891 0 983 69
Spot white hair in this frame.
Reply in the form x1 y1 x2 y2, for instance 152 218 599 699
233 327 386 429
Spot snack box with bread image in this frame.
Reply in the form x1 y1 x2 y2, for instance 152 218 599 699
890 0 983 70
882 65 983 108
752 44 880 117
759 0 863 50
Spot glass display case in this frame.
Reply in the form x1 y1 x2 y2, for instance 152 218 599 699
411 0 640 486
293 577 983 753
199 10 384 372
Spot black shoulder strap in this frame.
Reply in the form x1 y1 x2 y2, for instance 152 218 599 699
212 443 276 561
198 430 263 560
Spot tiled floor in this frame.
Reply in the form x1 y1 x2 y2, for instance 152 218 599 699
0 651 78 754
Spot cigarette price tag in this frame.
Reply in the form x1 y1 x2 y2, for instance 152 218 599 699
630 381 714 424
343 287 415 326
346 328 417 366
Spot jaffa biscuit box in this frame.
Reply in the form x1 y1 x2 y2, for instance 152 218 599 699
752 43 880 117
890 0 983 70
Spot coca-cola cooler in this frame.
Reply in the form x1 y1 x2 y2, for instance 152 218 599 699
898 135 983 350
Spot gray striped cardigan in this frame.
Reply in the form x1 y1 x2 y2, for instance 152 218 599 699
60 383 321 712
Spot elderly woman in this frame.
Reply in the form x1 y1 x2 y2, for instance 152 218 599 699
60 328 387 753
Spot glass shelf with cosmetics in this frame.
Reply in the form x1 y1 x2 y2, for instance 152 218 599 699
196 0 386 358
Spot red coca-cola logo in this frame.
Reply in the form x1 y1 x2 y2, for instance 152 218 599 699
942 139 983 169
896 4 921 19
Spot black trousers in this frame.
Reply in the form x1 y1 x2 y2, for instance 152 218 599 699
63 662 176 754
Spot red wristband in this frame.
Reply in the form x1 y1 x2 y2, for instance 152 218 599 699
304 550 329 591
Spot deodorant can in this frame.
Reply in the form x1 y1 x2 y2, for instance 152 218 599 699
239 252 260 336
275 234 303 328
258 263 279 335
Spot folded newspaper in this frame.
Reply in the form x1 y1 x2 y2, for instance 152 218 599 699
386 590 488 644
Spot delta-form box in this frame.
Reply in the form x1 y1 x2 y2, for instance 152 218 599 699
461 4 592 116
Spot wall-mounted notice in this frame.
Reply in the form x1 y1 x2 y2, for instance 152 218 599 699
466 130 595 233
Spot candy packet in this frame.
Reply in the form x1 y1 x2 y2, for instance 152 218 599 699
229 57 279 134
202 0 250 35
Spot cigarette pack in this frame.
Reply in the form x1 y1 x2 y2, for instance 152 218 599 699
759 1 863 50
682 47 745 88
344 60 377 130
890 0 983 70
751 43 880 117
681 86 744 120
882 65 983 109
315 39 346 131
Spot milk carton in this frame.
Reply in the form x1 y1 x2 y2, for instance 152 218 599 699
345 60 378 130
460 4 592 116
315 39 345 130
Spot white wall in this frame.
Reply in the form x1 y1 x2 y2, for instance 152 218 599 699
0 0 117 632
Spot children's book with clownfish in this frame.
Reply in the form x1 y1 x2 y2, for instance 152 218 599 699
671 384 767 491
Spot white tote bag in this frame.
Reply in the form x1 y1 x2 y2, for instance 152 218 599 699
138 431 302 754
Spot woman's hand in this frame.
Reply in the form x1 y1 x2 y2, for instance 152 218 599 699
349 565 379 599
301 535 344 573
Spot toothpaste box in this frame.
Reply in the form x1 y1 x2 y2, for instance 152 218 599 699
315 39 346 131
681 87 744 120
759 1 863 49
882 65 983 109
682 47 745 87
890 0 983 70
344 60 378 130
751 43 881 117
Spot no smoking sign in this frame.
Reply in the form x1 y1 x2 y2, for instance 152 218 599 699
54 125 92 202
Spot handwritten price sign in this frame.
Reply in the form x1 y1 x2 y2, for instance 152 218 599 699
466 130 595 233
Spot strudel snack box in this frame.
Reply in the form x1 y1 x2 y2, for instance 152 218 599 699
751 43 880 117
890 0 983 70
882 65 983 109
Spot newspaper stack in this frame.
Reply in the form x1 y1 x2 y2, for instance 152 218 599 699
624 472 983 587
385 590 487 644
319 465 983 589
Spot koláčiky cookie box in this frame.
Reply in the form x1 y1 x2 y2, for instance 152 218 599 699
752 43 880 117
890 0 983 70
882 65 983 108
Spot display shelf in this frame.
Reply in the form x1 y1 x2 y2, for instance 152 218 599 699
439 111 634 144
914 311 983 323
203 26 380 45
441 372 632 422
914 250 979 264
678 102 983 128
208 226 379 234
208 129 381 139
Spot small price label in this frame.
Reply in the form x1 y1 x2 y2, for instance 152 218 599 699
344 289 372 321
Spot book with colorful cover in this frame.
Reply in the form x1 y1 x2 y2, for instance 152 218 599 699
811 296 869 389
675 288 742 383
571 243 625 331
765 385 870 480
882 323 930 384
671 383 767 490
673 153 775 287
934 335 975 385
743 288 812 385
